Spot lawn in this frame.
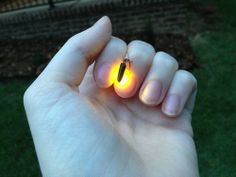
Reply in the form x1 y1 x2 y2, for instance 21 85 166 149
191 1 236 176
192 28 236 176
0 80 41 177
0 2 236 177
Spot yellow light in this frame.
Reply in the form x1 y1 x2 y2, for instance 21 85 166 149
108 61 134 91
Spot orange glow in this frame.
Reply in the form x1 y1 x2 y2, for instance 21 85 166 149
108 61 134 90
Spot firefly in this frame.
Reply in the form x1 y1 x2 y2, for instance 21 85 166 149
117 58 132 82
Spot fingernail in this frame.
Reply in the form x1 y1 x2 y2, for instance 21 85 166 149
141 80 162 105
163 94 181 116
96 63 110 87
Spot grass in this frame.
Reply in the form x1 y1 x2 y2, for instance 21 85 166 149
191 1 236 176
0 80 41 177
0 2 236 177
191 29 236 176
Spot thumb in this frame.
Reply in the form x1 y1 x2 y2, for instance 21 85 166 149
41 16 112 86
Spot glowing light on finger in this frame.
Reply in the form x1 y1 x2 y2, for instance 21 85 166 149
108 61 134 90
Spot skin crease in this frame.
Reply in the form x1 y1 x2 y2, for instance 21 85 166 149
24 17 200 177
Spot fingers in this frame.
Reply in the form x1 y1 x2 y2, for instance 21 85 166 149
114 40 155 98
41 16 112 86
137 51 197 117
91 36 197 117
139 52 178 105
93 37 127 88
161 70 197 117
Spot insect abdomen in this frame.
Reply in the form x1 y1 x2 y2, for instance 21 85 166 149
117 62 126 82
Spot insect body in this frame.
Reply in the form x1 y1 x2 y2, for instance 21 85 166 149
117 58 132 82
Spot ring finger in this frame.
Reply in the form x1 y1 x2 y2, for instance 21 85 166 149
139 51 179 106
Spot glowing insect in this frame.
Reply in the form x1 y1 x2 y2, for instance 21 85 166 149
117 58 132 82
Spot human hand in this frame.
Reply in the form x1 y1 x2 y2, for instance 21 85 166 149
24 16 199 177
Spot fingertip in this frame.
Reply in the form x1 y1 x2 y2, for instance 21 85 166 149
114 87 136 98
93 16 112 36
95 16 111 25
162 94 181 117
94 37 127 89
161 70 197 117
139 80 163 106
114 76 138 98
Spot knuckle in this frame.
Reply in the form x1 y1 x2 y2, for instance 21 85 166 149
129 40 155 56
155 51 178 70
176 70 197 86
129 40 148 46
109 37 126 52
67 34 78 44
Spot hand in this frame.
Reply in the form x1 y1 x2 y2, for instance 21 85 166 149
24 16 199 177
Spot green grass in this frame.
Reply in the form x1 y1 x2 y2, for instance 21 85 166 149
0 2 236 177
191 30 236 176
191 1 236 176
0 80 41 177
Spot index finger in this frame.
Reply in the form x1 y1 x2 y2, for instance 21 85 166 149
40 16 112 86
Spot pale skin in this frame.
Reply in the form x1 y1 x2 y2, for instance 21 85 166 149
23 16 200 177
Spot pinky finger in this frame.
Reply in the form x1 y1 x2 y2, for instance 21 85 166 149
162 70 197 117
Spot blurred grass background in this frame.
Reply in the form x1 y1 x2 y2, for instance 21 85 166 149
192 29 236 176
192 1 236 176
0 0 236 177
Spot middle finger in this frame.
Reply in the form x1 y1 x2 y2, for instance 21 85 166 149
114 40 155 98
